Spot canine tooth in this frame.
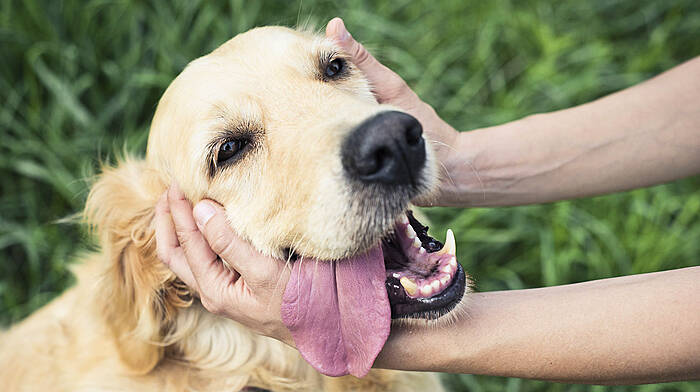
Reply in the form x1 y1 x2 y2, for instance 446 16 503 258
400 215 409 225
431 280 441 291
412 237 421 248
392 272 401 279
405 225 416 239
418 247 426 255
444 229 456 255
420 285 433 297
400 277 418 296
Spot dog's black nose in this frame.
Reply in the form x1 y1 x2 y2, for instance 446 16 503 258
342 111 426 185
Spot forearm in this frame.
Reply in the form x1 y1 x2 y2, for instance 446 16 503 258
439 56 700 207
375 267 700 384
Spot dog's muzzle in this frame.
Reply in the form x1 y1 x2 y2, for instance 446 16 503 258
341 111 426 186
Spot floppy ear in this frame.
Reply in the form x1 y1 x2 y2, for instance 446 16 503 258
84 157 191 374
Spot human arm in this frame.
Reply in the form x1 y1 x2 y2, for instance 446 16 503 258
440 57 700 206
327 19 700 207
376 266 700 384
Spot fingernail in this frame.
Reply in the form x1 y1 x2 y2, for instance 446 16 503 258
333 17 350 41
193 201 215 228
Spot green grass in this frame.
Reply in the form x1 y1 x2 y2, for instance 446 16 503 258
1 0 698 390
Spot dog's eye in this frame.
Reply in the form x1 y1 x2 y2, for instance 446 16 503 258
325 58 345 78
217 139 247 163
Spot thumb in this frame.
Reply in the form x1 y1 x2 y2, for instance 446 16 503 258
326 17 379 72
193 200 278 284
326 17 411 104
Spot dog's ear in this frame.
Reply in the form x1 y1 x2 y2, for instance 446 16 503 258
85 157 191 374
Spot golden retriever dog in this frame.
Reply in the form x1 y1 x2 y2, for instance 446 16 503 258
0 26 467 391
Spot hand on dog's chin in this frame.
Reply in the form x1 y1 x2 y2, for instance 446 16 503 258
157 190 296 348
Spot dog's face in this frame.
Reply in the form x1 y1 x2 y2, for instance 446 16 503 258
144 26 466 325
148 26 436 260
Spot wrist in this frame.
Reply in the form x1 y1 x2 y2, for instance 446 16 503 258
410 101 464 207
418 101 459 154
435 116 544 207
432 129 486 207
374 296 485 373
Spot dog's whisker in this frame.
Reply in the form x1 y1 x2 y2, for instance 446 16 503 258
430 139 486 203
464 159 486 203
435 158 457 191
266 232 308 315
296 0 303 29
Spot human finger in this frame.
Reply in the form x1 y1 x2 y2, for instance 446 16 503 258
193 200 281 286
154 191 198 289
167 184 232 292
325 17 411 103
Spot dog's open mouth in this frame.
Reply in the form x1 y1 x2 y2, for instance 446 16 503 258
382 210 466 320
281 210 467 378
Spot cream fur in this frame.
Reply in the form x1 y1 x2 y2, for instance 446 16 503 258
0 27 445 391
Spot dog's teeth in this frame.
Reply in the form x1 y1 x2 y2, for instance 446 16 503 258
436 229 456 255
430 280 441 291
400 214 409 225
450 257 457 269
420 285 433 297
440 274 451 285
392 272 401 279
405 225 416 239
442 264 453 274
400 277 418 296
412 237 421 248
418 247 426 255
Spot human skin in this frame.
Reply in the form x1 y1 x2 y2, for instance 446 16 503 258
438 54 700 207
374 267 700 384
155 17 700 384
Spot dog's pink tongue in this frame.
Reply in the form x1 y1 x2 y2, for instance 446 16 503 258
281 246 390 378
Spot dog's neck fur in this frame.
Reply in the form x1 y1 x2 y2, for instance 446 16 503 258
171 305 319 390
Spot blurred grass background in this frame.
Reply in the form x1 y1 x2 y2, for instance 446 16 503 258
1 0 698 390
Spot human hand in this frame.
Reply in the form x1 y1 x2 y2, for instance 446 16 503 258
155 184 293 346
326 18 460 206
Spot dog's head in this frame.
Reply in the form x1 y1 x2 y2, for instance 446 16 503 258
149 26 436 260
86 26 466 377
